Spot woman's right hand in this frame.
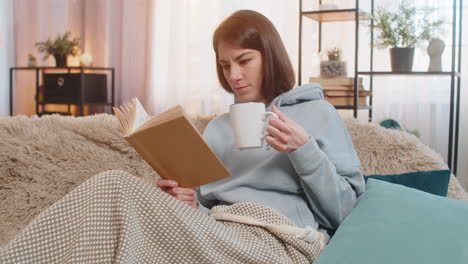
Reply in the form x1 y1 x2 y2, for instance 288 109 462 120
156 179 198 208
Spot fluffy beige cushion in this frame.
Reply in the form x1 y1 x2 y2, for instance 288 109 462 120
0 114 155 246
345 119 468 203
0 114 466 247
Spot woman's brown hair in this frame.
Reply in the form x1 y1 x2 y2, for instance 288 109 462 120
213 10 295 103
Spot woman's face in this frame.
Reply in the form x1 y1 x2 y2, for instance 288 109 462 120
217 41 266 104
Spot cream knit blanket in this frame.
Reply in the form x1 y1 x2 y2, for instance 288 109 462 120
0 170 325 264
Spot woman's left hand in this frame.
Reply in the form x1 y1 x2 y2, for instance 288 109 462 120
265 105 311 152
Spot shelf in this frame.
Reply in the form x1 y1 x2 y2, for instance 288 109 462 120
358 71 461 77
38 102 112 106
334 105 372 110
12 66 114 70
37 111 72 117
302 9 368 22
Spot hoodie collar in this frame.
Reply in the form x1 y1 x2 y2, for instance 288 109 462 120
233 83 323 109
267 83 323 110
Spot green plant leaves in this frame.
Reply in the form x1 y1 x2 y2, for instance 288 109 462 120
367 0 444 49
327 47 342 61
35 31 80 60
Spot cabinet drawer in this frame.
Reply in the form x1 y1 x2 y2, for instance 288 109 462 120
43 73 107 104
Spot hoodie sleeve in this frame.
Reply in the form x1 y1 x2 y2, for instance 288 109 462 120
193 117 224 212
287 101 365 229
194 186 217 214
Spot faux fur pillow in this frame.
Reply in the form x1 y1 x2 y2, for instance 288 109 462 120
344 118 468 203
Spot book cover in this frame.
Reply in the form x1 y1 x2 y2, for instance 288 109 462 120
324 90 372 97
321 84 365 91
114 99 231 188
309 77 363 86
325 96 367 106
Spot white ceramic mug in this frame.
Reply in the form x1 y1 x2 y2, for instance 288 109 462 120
229 102 278 150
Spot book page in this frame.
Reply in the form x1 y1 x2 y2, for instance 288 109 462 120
113 98 151 136
134 105 185 133
131 98 151 134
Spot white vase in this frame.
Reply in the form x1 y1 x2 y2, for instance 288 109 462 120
427 38 445 72
319 4 339 10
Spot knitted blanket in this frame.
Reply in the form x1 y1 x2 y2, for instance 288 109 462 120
0 170 325 264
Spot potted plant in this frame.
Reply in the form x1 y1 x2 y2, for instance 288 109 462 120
35 31 80 67
368 0 443 72
320 47 347 77
27 53 37 67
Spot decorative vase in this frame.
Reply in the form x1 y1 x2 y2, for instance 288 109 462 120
427 38 445 72
319 3 339 10
53 54 67 67
320 60 347 77
390 47 414 72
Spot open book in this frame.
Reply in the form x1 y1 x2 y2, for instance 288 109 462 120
113 98 231 188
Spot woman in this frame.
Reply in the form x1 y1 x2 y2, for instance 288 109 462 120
158 9 364 234
1 10 364 264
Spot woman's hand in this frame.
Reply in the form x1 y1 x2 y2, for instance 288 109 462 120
156 179 198 208
265 105 311 152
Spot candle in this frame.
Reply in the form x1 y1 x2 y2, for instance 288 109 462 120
80 53 93 67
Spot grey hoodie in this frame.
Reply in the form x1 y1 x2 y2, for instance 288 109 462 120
196 83 365 231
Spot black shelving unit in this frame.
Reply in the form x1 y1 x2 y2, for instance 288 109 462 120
299 0 369 119
9 66 115 117
299 0 463 174
358 71 461 76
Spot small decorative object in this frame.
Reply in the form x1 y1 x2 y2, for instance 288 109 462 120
368 0 443 72
319 4 338 11
319 0 338 10
320 47 347 77
35 31 80 67
27 53 37 67
379 119 401 130
80 53 93 67
427 38 445 72
379 118 420 137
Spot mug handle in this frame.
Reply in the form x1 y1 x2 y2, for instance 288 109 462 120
262 112 278 138
262 111 278 121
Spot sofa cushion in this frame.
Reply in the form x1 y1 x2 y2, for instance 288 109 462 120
0 114 157 247
344 119 468 203
314 179 468 264
365 170 451 196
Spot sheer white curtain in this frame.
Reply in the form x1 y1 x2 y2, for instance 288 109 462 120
456 6 467 189
9 0 154 116
0 0 14 116
149 0 298 116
